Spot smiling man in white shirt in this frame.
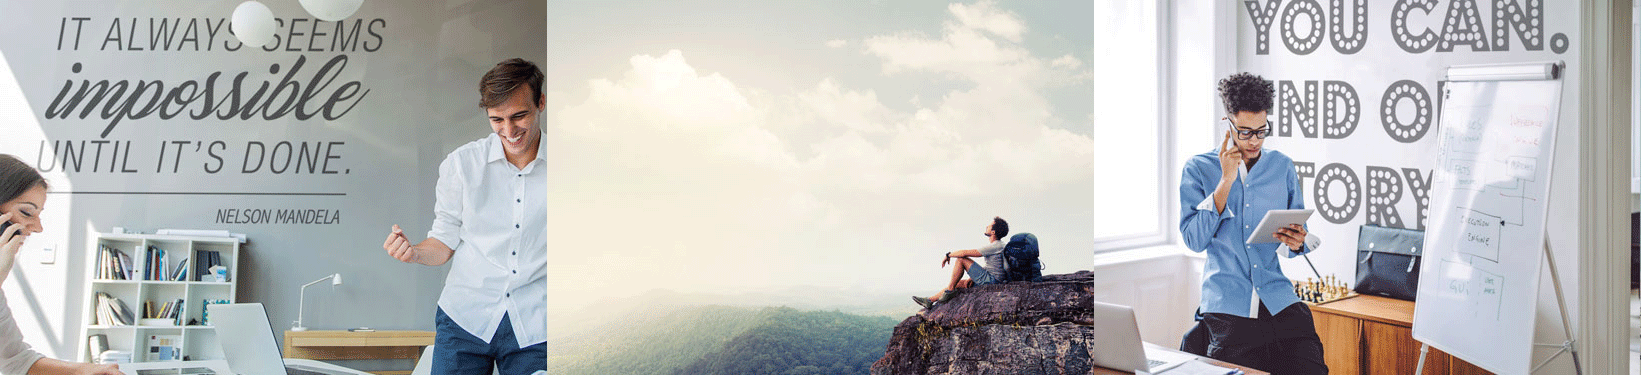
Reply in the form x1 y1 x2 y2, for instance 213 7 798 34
382 58 545 374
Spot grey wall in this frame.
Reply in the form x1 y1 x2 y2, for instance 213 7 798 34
0 0 544 369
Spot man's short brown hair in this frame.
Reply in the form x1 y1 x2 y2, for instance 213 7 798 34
479 58 544 109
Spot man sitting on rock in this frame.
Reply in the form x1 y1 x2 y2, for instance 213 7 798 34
913 216 1009 310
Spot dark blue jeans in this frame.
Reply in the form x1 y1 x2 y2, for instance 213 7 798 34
434 307 546 374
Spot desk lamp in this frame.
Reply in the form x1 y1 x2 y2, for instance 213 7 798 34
292 273 342 332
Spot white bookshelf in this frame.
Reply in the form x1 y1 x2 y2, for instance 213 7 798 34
78 233 240 363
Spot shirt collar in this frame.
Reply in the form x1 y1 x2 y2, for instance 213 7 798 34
485 133 507 163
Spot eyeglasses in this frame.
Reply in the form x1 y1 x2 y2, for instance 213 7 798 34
1226 120 1271 140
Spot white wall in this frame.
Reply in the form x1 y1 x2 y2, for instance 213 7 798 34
1230 0 1588 372
1093 248 1203 346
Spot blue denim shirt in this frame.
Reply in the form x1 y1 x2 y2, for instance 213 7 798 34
1179 148 1317 318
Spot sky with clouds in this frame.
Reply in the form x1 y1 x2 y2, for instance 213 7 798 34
545 0 1092 318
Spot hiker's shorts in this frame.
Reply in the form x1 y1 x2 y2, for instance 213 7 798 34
967 264 1000 285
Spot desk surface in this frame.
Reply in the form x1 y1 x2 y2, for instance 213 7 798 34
281 331 434 375
283 330 435 347
1308 295 1414 327
1094 342 1269 375
116 358 371 375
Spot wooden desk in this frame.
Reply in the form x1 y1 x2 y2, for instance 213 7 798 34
1094 342 1269 375
1310 295 1491 375
282 330 435 375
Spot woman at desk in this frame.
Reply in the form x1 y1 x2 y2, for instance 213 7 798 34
1177 73 1325 374
0 154 120 375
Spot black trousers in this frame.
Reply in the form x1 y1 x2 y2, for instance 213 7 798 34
1197 303 1328 375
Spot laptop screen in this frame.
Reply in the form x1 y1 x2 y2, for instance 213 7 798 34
1091 301 1148 372
207 303 292 375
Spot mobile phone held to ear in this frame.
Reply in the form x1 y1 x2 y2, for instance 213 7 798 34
1221 126 1248 185
0 221 11 237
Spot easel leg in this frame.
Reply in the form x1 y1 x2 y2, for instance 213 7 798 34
1415 343 1430 375
1533 238 1583 375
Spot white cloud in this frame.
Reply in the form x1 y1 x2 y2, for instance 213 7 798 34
825 39 848 48
546 1 1090 315
948 0 1026 43
1051 54 1082 69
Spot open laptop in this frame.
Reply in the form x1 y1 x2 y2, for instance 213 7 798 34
211 303 360 375
1092 302 1195 374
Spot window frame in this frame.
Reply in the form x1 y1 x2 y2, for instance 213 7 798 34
1094 0 1237 253
1093 0 1173 252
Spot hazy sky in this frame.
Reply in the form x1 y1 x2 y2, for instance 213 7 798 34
545 0 1093 318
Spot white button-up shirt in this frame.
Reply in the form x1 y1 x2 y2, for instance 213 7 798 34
0 290 43 375
429 133 545 347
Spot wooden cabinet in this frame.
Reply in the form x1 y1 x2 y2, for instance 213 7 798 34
282 330 434 375
1311 311 1360 375
1309 295 1491 375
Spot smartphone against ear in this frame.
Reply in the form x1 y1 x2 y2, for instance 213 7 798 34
0 221 11 237
1218 126 1233 153
1220 128 1248 185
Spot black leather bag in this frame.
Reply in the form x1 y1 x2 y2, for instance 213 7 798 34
1354 225 1424 301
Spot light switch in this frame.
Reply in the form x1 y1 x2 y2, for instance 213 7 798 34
38 244 54 264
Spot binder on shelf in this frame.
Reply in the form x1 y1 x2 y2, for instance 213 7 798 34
194 250 223 282
86 334 108 358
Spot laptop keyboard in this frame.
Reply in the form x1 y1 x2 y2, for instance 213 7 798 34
1146 358 1166 368
286 366 331 375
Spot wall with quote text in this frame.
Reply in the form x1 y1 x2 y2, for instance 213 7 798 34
1234 0 1584 364
0 0 543 365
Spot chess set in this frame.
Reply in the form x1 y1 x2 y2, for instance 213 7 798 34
1292 275 1357 304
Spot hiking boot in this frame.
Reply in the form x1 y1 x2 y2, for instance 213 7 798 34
937 289 958 303
912 296 935 310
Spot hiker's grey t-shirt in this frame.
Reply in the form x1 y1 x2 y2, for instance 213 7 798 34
977 240 1006 277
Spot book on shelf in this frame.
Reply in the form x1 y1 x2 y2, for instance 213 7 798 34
143 246 168 281
142 299 185 325
169 258 188 281
94 292 133 326
95 246 135 280
143 298 183 319
118 249 133 280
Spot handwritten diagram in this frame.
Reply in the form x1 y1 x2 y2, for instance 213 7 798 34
1412 79 1562 375
1427 104 1548 320
1437 259 1504 320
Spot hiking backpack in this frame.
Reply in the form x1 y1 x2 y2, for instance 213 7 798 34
1000 233 1044 282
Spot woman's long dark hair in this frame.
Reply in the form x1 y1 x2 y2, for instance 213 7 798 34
0 155 46 203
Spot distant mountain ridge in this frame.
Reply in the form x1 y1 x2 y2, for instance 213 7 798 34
549 286 920 341
550 304 897 375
